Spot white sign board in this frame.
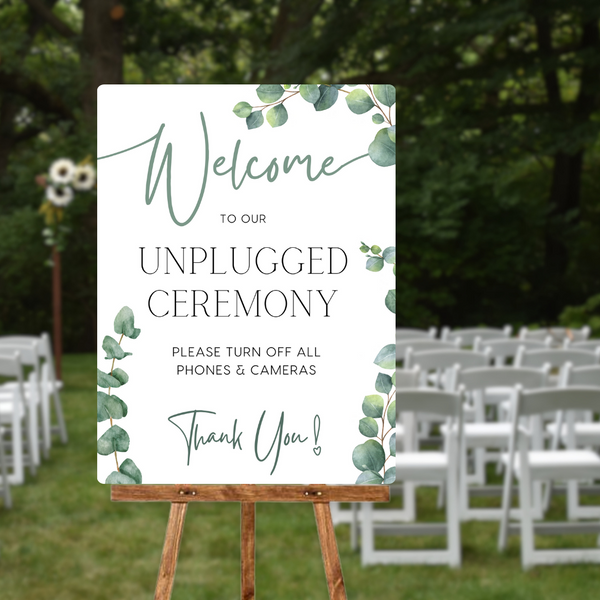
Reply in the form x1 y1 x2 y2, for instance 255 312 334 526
97 84 395 484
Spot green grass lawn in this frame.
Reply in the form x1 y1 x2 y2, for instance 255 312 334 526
1 353 600 599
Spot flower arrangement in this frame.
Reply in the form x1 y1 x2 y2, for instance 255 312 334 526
37 156 96 260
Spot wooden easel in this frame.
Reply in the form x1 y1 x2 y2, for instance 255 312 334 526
112 484 389 600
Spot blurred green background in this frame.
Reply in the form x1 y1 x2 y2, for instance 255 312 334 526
1 0 600 348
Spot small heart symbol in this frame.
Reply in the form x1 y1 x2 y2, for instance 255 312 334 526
313 446 321 456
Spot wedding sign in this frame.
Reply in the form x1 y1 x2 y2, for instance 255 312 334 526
97 84 395 485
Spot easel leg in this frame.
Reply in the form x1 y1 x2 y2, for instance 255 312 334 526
314 502 348 600
241 501 256 600
155 502 188 600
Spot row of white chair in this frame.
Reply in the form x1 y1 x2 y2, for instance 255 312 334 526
0 333 68 508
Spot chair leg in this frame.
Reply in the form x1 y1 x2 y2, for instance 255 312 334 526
360 502 375 566
51 388 68 444
350 503 359 551
498 451 513 551
567 479 580 521
0 428 12 509
446 458 461 567
518 443 535 570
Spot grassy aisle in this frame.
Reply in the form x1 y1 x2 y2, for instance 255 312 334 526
0 354 598 599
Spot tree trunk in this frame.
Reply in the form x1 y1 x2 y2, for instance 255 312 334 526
81 0 124 122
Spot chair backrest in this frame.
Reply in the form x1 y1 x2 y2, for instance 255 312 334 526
406 348 491 372
519 326 591 344
0 352 24 380
441 326 512 346
396 388 463 418
454 365 549 393
515 347 599 370
515 386 600 418
562 364 600 388
396 327 436 341
395 367 421 388
0 340 40 369
477 338 547 362
567 340 600 352
396 338 459 364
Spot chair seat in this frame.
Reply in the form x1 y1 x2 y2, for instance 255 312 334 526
546 422 600 446
0 396 25 420
396 452 448 480
502 450 600 480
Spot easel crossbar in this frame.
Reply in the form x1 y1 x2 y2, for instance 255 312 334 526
111 484 389 503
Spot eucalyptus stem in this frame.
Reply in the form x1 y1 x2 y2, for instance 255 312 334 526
107 333 124 471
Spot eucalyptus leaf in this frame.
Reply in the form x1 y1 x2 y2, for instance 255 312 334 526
368 127 395 167
314 85 338 111
97 368 121 389
352 440 385 472
356 470 384 485
332 84 345 89
371 244 382 254
111 368 129 386
97 391 128 422
345 89 374 114
102 335 132 360
233 101 252 118
266 104 288 128
119 458 142 484
372 113 384 124
373 84 396 107
387 400 396 427
390 432 396 457
256 84 284 103
383 467 396 484
362 394 384 418
387 125 396 143
374 344 396 369
114 306 141 339
299 84 320 104
375 373 393 394
358 417 379 438
383 246 396 264
359 244 369 253
385 289 396 314
97 425 130 455
366 256 384 272
105 471 137 484
391 371 396 386
246 111 264 130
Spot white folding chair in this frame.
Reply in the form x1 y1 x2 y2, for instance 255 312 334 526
396 338 459 367
396 327 437 342
361 387 463 567
498 386 600 569
0 333 67 445
0 424 12 508
477 338 548 366
545 364 600 517
0 352 37 484
447 366 549 521
441 326 512 347
519 326 591 346
567 340 600 352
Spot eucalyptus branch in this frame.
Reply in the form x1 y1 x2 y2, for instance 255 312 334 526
366 84 392 126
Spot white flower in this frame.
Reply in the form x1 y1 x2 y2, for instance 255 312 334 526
49 158 76 185
72 164 96 191
46 185 74 207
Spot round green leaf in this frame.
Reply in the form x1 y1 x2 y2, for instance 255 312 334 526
97 391 128 422
283 84 291 89
314 85 338 111
97 368 121 389
106 471 137 484
383 246 396 264
345 89 374 114
114 306 141 339
368 127 395 167
97 425 130 455
372 113 384 124
374 344 396 369
233 101 252 118
387 400 396 427
391 371 396 386
299 84 320 104
246 111 264 130
119 458 142 484
373 84 396 107
352 440 385 472
356 470 384 485
266 104 288 128
383 467 396 485
256 84 284 103
385 289 396 314
111 368 129 386
359 417 379 438
375 373 393 394
362 394 384 418
387 125 396 143
366 256 384 272
359 244 369 253
102 335 132 361
389 432 396 457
